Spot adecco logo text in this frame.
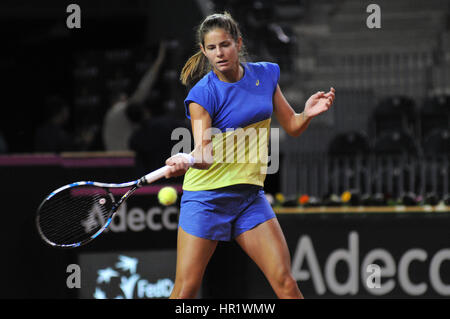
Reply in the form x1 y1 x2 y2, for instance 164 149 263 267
292 231 450 296
106 203 178 232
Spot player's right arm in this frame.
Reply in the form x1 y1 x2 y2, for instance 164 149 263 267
189 102 214 170
165 102 213 178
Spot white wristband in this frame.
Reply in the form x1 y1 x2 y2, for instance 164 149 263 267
176 153 195 167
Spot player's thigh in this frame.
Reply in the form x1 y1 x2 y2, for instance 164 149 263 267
175 226 218 282
235 218 292 276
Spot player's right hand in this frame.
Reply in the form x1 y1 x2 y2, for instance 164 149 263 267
165 153 192 178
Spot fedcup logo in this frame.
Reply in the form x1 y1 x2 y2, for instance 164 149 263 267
170 120 280 174
93 255 174 299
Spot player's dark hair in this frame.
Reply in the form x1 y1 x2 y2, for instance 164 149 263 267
180 12 247 86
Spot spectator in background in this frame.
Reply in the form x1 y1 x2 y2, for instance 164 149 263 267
102 41 167 151
129 97 187 176
34 96 74 153
74 120 104 151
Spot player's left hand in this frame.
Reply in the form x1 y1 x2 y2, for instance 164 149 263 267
304 87 335 118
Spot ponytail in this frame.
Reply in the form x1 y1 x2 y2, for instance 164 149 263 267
180 50 210 86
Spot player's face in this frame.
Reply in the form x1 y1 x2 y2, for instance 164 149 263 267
201 28 242 75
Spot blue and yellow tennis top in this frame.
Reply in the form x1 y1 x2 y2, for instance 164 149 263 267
183 62 280 191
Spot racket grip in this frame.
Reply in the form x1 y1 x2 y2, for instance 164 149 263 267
139 166 170 185
139 153 195 185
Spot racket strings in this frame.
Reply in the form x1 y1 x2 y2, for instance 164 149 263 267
40 195 111 243
37 185 115 246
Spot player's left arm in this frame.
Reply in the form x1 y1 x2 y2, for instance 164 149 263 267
273 85 335 137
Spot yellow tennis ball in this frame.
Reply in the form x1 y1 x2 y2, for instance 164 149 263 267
341 191 352 203
158 186 178 206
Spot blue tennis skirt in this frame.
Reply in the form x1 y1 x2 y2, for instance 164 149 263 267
179 184 276 241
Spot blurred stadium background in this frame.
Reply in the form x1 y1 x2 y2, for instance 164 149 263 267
0 0 449 299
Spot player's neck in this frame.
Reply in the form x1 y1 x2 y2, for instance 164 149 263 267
214 63 244 83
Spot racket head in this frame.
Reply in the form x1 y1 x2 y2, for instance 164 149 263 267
36 182 124 248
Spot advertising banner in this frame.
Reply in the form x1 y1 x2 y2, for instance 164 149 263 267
203 212 450 299
79 250 177 299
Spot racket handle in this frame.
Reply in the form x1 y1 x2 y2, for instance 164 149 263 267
139 153 195 185
139 166 170 185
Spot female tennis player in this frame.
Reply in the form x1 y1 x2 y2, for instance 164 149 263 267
165 12 335 299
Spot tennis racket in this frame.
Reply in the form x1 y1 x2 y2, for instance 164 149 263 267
36 157 190 249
